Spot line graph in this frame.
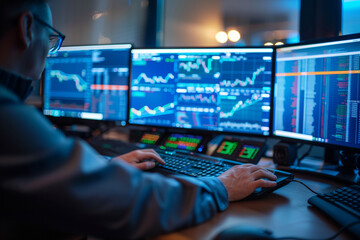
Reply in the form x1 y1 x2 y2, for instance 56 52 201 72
178 94 216 104
130 102 175 119
219 121 262 130
220 66 265 87
220 93 263 119
179 59 213 74
50 70 88 92
133 73 175 84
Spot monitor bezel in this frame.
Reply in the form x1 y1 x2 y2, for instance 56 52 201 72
127 46 275 138
272 33 360 152
41 43 133 127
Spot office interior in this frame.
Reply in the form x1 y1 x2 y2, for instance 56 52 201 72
27 0 360 239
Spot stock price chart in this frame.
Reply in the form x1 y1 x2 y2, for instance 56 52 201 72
43 44 131 122
129 48 273 136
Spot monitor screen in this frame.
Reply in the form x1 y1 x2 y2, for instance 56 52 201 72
43 44 132 125
129 48 274 136
139 132 162 145
273 35 360 150
161 133 204 151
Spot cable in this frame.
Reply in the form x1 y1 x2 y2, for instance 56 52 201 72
296 143 304 149
278 179 360 240
274 220 360 240
296 145 313 166
291 179 320 195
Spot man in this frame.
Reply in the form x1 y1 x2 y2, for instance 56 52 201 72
0 0 277 239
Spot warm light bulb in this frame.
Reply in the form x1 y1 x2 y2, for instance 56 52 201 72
264 42 274 46
228 30 241 42
275 42 284 45
216 31 228 44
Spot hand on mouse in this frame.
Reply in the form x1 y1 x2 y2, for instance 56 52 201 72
218 164 277 201
113 149 165 170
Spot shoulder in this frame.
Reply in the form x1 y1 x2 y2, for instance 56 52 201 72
0 85 71 158
0 85 21 104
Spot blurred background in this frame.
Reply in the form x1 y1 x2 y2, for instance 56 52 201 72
28 0 359 99
48 0 360 48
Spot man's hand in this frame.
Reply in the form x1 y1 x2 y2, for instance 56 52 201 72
113 149 165 170
218 164 277 202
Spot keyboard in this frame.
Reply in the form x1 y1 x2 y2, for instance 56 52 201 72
154 148 232 177
308 184 360 238
88 137 236 177
88 137 294 198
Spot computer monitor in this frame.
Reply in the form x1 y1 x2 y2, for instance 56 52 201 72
273 34 360 152
42 44 132 126
129 47 274 136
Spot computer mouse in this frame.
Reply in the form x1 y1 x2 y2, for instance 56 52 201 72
214 225 275 240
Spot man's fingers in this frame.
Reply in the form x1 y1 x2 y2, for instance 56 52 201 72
240 164 256 168
136 161 156 170
252 168 277 181
137 150 165 165
241 164 266 173
254 178 277 188
251 169 278 190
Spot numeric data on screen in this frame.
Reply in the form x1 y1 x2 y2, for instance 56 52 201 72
129 48 273 136
274 39 360 149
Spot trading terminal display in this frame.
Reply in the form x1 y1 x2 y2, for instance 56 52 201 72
129 48 273 136
216 141 261 160
162 133 204 151
139 132 162 145
216 140 239 156
43 44 132 124
212 138 266 164
273 36 360 149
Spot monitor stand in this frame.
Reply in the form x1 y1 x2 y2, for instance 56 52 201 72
55 122 112 140
277 148 360 184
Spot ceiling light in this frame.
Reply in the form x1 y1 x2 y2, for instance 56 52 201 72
216 31 228 44
228 30 241 42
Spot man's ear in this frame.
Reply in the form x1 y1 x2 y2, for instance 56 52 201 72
17 11 34 49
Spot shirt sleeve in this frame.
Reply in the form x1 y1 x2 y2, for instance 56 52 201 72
0 104 229 239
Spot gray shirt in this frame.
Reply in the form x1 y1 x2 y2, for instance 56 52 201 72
0 69 228 240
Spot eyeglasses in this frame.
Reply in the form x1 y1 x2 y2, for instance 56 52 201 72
33 15 65 54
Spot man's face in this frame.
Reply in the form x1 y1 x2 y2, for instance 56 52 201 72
23 4 53 80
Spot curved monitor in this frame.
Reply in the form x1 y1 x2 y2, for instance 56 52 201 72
273 34 360 151
43 44 132 126
128 47 274 136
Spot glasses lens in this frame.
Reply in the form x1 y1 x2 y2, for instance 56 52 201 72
49 36 61 54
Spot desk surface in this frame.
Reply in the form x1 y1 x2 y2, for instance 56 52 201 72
98 130 355 240
155 172 352 240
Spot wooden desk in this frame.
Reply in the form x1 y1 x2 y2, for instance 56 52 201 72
95 132 356 239
155 172 353 240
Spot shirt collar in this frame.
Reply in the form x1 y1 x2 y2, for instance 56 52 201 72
0 68 34 101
